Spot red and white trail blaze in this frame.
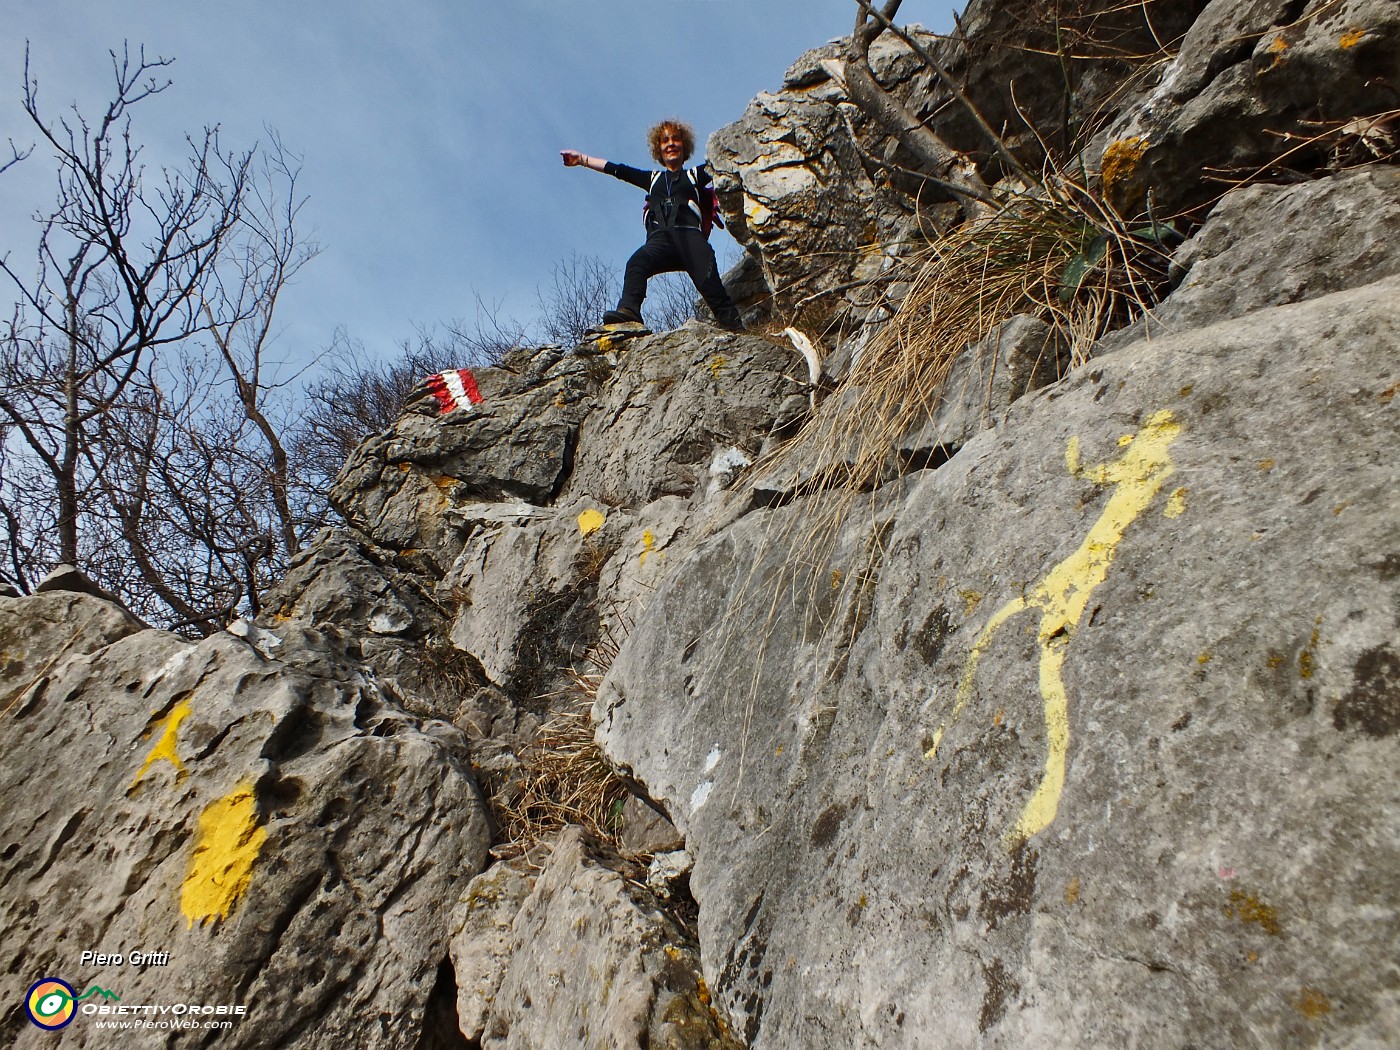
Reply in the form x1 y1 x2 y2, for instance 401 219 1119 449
426 369 485 415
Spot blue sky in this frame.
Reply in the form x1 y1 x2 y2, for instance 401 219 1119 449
1 1 957 367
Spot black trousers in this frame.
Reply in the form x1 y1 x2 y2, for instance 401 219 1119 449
620 227 740 325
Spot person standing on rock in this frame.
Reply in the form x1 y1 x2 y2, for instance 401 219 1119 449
560 120 745 332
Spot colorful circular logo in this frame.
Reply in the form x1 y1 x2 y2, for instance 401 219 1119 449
25 978 76 1030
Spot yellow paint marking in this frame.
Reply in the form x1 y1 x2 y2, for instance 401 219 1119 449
596 334 616 355
181 780 267 928
927 410 1183 846
577 508 606 537
708 355 727 380
131 699 192 789
1165 487 1188 518
639 529 658 565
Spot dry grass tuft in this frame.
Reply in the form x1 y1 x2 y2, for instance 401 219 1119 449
490 620 629 858
763 180 1172 502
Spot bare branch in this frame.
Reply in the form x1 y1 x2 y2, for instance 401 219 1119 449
852 0 1037 188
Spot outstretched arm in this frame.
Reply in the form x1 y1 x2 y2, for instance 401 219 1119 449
560 150 605 172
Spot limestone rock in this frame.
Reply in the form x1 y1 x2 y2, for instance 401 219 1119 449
618 795 686 858
443 498 628 696
450 858 538 1043
330 346 596 570
903 314 1072 462
1 592 490 1049
475 827 737 1050
1100 0 1400 212
561 323 809 509
598 277 1400 1048
1103 164 1400 350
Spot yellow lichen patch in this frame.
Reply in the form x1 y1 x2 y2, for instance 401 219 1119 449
1257 458 1276 472
1198 651 1213 665
1261 35 1290 73
959 589 984 616
1339 27 1367 49
830 569 843 590
745 195 773 227
1065 877 1081 905
929 410 1183 846
708 355 727 380
577 508 606 537
1165 487 1188 518
1224 889 1282 936
130 699 193 790
1101 137 1149 208
181 780 267 929
1295 987 1332 1018
1299 617 1322 680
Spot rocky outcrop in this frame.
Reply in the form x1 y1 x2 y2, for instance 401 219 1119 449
1101 0 1400 212
1 591 489 1049
597 275 1400 1049
7 2 1400 1047
453 828 738 1049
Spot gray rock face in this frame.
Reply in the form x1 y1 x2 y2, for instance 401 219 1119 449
1 593 490 1049
1101 0 1400 211
598 277 1400 1049
13 5 1400 1048
464 827 738 1050
1143 165 1400 338
563 324 809 508
708 32 941 326
330 346 596 571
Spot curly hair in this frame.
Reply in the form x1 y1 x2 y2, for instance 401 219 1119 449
647 120 696 164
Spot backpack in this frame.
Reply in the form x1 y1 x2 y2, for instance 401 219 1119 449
644 167 725 237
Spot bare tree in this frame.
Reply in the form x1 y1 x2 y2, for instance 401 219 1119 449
0 44 250 571
200 135 319 560
535 252 616 346
0 44 318 632
647 272 700 330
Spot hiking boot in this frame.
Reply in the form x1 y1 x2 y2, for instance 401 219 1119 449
601 308 643 325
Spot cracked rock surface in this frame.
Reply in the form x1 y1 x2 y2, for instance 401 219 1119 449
1 593 489 1049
